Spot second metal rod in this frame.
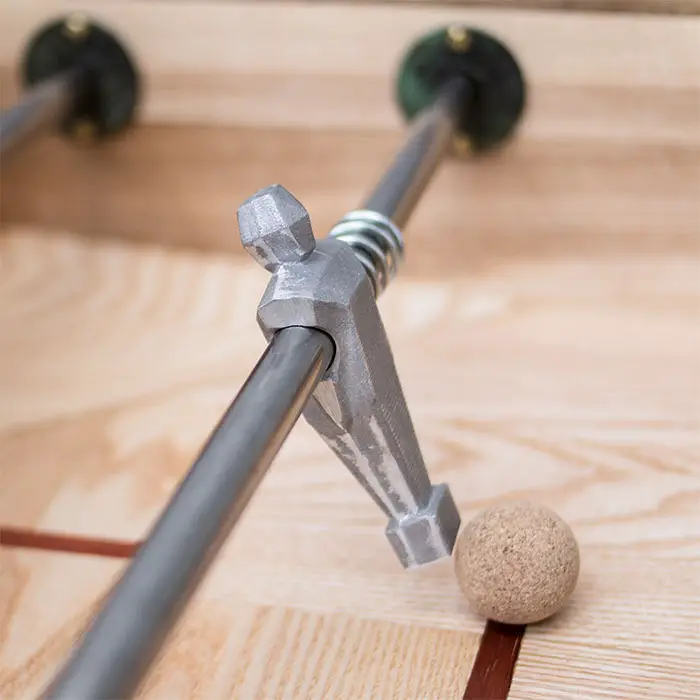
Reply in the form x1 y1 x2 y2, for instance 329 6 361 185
362 78 471 228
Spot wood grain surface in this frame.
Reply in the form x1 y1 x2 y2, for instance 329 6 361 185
1 546 481 699
0 226 698 698
1 1 698 253
2 128 698 276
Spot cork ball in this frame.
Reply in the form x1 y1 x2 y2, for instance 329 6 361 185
454 501 580 625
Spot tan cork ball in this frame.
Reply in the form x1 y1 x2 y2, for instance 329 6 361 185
454 501 580 625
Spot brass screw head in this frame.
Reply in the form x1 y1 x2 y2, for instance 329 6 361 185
452 134 473 158
446 25 471 53
64 13 90 41
71 119 97 145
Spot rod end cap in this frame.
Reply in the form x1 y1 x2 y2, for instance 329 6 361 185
396 26 526 156
21 15 140 144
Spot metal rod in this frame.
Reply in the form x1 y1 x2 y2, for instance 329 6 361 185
42 326 334 700
362 78 471 228
0 70 78 159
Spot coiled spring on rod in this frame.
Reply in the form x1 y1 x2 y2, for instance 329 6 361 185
327 209 405 298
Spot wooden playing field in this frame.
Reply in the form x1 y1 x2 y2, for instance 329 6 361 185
1 2 698 698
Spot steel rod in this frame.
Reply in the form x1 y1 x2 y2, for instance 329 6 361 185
362 78 471 228
42 326 334 700
0 70 78 159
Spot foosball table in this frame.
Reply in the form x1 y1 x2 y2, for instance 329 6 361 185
1 2 698 699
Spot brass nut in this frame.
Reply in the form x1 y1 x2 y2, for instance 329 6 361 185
452 135 473 158
71 119 97 144
64 13 90 40
446 25 471 53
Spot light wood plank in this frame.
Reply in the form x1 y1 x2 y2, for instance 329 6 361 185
0 228 698 698
138 605 480 700
0 551 481 700
1 2 698 128
510 555 700 699
1 126 698 269
0 550 123 700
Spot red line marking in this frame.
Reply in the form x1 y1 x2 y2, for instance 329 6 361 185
0 526 141 559
463 621 526 700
